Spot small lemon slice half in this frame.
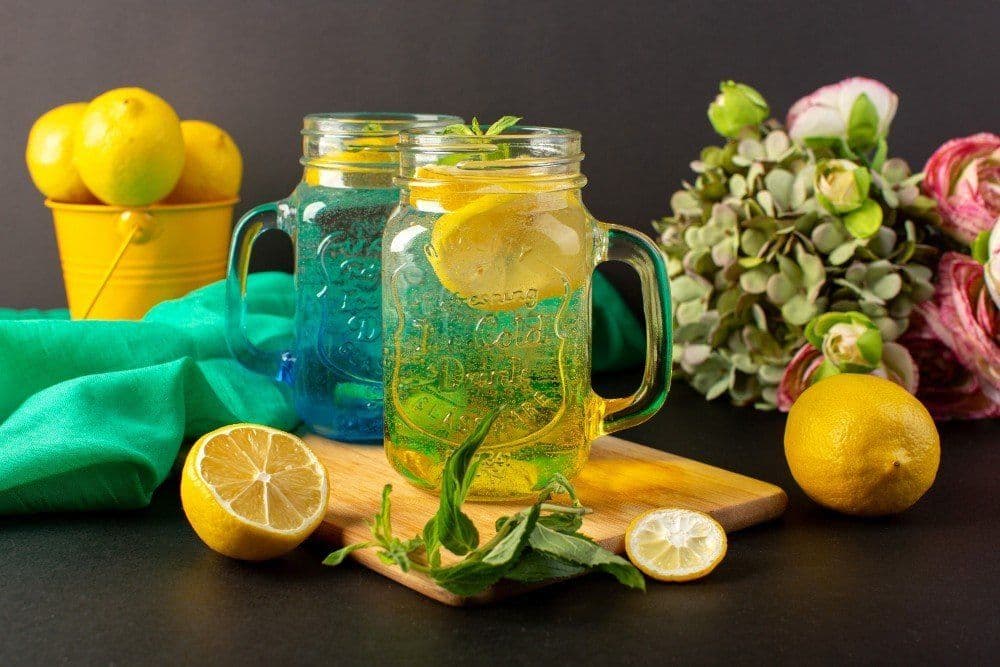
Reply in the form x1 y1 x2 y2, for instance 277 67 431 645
625 508 727 582
181 423 329 561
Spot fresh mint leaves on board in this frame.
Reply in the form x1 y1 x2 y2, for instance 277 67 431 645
322 415 645 596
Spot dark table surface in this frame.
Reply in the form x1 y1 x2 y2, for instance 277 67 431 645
1 377 997 666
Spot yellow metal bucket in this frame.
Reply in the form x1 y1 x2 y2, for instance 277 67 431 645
47 198 237 320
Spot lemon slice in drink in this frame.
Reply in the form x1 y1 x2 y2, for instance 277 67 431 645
625 508 727 582
305 135 398 185
408 164 488 211
181 424 329 561
426 189 589 312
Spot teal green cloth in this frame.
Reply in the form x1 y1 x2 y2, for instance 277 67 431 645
0 272 641 515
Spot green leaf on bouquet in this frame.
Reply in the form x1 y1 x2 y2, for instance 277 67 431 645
971 231 991 264
843 199 883 239
856 327 884 366
847 93 880 151
871 137 889 172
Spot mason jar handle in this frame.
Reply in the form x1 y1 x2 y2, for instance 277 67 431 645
225 202 286 376
594 224 673 434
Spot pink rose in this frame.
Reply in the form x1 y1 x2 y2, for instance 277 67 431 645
776 341 918 412
787 77 898 148
900 252 1000 419
923 133 1000 244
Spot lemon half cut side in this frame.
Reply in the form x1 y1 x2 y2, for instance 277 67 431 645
181 423 329 561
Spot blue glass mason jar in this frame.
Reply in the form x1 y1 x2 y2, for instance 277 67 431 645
226 113 461 441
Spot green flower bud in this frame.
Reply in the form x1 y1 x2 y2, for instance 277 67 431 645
708 81 769 138
814 159 871 214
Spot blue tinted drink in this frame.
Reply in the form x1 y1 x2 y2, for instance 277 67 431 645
227 113 461 441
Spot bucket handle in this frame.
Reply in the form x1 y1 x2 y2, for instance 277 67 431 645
81 210 159 319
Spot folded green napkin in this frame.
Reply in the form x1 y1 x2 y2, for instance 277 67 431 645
0 272 642 515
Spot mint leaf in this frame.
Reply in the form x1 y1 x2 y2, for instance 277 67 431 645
422 520 442 569
537 509 584 533
438 151 484 167
485 115 521 136
505 550 587 583
322 542 372 566
424 413 498 556
541 473 580 504
528 525 646 590
442 123 475 136
369 484 394 544
431 504 540 596
435 116 520 166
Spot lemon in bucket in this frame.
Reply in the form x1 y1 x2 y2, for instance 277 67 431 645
166 120 243 203
73 87 185 206
25 102 96 203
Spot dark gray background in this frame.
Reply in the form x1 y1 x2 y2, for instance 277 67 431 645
2 0 997 309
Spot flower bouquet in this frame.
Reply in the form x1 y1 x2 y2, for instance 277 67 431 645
655 77 999 419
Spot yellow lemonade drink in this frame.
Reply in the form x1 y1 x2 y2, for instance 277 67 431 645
383 127 671 500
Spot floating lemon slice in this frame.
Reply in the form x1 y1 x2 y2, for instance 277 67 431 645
408 164 487 211
409 162 562 211
305 136 398 185
625 508 727 582
181 423 329 561
426 189 589 312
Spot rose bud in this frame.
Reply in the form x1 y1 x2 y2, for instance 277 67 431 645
707 81 769 138
814 159 871 214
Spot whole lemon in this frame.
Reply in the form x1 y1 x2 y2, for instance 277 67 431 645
25 102 96 203
784 374 939 516
165 120 243 203
74 87 185 206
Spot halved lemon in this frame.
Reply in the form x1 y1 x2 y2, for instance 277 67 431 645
181 423 329 561
625 508 727 582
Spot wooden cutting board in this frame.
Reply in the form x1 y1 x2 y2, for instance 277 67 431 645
306 434 787 606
